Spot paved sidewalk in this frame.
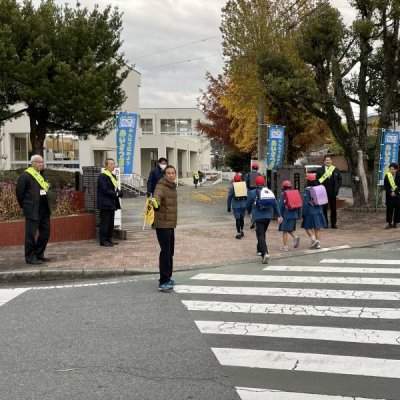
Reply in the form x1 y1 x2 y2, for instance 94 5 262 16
1 184 398 281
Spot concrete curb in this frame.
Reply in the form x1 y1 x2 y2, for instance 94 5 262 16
1 238 399 283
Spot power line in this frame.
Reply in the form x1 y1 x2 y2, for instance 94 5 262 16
132 35 220 61
141 54 221 71
287 0 331 30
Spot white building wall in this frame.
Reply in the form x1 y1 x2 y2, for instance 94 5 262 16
139 107 212 173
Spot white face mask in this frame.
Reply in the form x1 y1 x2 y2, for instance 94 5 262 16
159 163 167 170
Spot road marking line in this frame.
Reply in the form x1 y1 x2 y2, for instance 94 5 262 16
195 320 400 345
235 387 383 400
302 245 351 254
175 285 400 301
264 266 400 274
0 288 29 307
212 348 400 379
191 273 400 286
320 259 400 265
182 300 400 319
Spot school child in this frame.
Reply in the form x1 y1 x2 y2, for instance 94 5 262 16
278 180 301 251
301 173 328 249
247 175 283 264
227 175 247 239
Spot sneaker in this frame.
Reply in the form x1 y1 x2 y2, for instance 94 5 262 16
158 282 173 291
293 236 300 249
257 252 262 256
262 253 269 264
240 231 244 237
168 279 177 286
315 244 321 249
279 246 289 252
385 224 393 229
310 239 320 249
236 233 242 239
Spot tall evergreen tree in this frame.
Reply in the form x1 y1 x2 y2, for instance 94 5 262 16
0 0 128 155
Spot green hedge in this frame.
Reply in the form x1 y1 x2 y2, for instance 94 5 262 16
0 168 75 190
0 169 76 221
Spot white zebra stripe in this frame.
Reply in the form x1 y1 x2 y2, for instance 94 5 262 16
195 320 400 345
320 259 400 265
236 387 383 400
264 266 400 274
182 300 400 319
174 285 400 301
212 348 400 379
0 288 28 307
191 273 400 286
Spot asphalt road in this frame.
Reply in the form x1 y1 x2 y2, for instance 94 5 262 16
1 242 400 399
174 242 400 400
0 276 238 400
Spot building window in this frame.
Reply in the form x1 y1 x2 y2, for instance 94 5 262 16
13 134 29 161
177 119 192 135
160 119 176 134
140 118 153 134
46 133 79 161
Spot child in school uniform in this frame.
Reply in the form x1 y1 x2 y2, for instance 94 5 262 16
301 173 327 249
278 180 301 252
227 174 247 239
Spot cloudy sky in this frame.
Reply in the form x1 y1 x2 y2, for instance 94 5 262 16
33 0 355 109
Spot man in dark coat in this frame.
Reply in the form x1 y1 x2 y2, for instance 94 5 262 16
147 157 168 196
16 154 51 264
96 158 123 246
316 154 342 229
384 162 400 228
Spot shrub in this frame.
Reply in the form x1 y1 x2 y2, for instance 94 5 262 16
0 182 23 221
0 168 75 190
0 182 75 222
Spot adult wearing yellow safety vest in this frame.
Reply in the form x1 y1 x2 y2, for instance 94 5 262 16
316 154 342 229
16 155 51 264
96 158 123 247
383 162 400 229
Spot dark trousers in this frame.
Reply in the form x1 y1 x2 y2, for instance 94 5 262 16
25 211 50 262
156 228 175 284
386 205 400 224
255 220 270 256
235 216 244 233
99 209 115 244
323 194 337 227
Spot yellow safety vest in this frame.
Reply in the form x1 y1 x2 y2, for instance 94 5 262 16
193 171 199 180
25 167 50 192
386 170 398 190
102 170 118 189
318 165 336 184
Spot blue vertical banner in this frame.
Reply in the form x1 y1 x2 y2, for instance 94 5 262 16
266 125 285 171
379 129 400 184
116 112 138 175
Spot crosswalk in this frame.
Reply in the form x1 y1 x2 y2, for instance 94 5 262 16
175 254 400 399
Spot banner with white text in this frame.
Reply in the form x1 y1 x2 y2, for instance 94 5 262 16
116 112 138 175
267 125 285 171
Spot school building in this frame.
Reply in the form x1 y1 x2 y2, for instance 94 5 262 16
0 69 211 183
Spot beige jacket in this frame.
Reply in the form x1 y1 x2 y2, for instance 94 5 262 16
153 178 177 228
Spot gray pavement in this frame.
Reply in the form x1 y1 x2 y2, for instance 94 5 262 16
0 277 239 400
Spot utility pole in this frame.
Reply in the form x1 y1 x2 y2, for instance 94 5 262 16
257 98 265 175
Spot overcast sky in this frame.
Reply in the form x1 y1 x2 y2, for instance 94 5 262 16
32 0 356 109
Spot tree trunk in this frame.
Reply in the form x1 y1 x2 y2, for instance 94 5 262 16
28 106 49 157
